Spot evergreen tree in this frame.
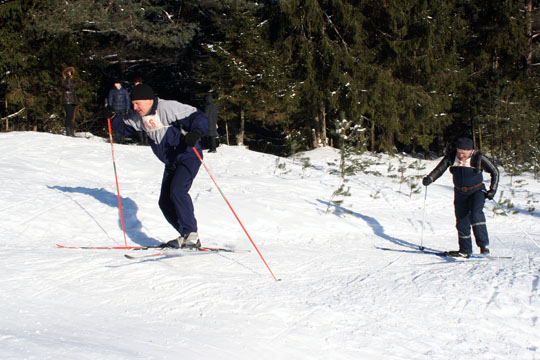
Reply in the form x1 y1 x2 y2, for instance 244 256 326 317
2 0 199 133
451 0 537 162
0 0 539 172
0 0 40 130
268 0 371 151
194 0 294 153
360 0 464 153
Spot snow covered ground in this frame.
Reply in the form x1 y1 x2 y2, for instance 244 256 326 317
1 131 539 359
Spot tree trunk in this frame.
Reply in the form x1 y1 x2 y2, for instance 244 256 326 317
339 110 346 150
4 97 7 131
320 102 327 146
225 120 230 145
236 109 245 146
313 114 320 148
478 127 483 152
526 0 533 77
370 121 375 152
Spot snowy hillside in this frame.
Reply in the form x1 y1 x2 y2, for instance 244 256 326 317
1 131 539 359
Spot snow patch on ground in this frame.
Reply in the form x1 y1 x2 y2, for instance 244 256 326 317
0 131 539 359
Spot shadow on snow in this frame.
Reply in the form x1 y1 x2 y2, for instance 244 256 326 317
48 185 160 247
316 199 420 250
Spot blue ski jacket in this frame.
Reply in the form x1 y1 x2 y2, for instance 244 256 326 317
111 97 208 165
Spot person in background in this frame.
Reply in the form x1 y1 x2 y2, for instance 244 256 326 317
133 76 143 86
204 94 219 153
106 79 130 144
61 66 78 136
110 84 208 249
422 137 499 258
130 76 147 145
108 79 131 116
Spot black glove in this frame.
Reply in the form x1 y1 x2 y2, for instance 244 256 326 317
104 108 116 120
422 176 433 186
485 189 496 200
184 131 201 147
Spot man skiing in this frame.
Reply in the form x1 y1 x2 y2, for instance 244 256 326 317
422 137 499 258
110 84 208 249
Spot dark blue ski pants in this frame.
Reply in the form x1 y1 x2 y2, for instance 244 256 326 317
159 157 201 236
454 188 489 254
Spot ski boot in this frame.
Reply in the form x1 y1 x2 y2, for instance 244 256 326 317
161 236 183 249
180 232 201 249
161 232 201 249
446 250 471 259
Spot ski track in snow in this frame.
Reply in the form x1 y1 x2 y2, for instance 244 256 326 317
1 132 539 359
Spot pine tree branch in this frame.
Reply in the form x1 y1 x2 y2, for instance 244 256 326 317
1 107 25 121
323 12 349 52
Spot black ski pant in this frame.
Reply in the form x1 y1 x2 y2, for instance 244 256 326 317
454 188 489 254
63 104 76 136
209 136 217 152
158 157 201 237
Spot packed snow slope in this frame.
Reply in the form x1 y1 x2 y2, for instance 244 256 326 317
1 131 539 360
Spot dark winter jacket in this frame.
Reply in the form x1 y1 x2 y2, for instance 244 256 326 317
111 98 208 165
427 150 499 193
108 87 131 112
61 77 78 105
204 95 218 137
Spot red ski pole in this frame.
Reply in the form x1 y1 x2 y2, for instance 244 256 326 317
192 147 280 281
107 118 128 248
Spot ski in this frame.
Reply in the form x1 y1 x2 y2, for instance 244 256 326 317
56 244 150 250
56 243 242 252
124 251 185 260
470 254 512 260
377 247 512 260
378 247 447 257
198 246 243 253
123 246 241 260
441 251 512 260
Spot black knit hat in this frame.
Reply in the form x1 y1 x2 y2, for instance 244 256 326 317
131 84 154 100
456 137 473 150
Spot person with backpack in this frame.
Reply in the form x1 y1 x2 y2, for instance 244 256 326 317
422 137 499 258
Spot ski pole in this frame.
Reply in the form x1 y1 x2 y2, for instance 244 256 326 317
107 118 128 248
192 146 280 281
419 186 428 251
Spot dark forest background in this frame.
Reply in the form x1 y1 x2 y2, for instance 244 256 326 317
1 0 539 168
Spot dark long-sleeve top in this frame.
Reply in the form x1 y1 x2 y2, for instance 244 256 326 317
427 149 499 192
108 87 131 112
61 77 78 105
